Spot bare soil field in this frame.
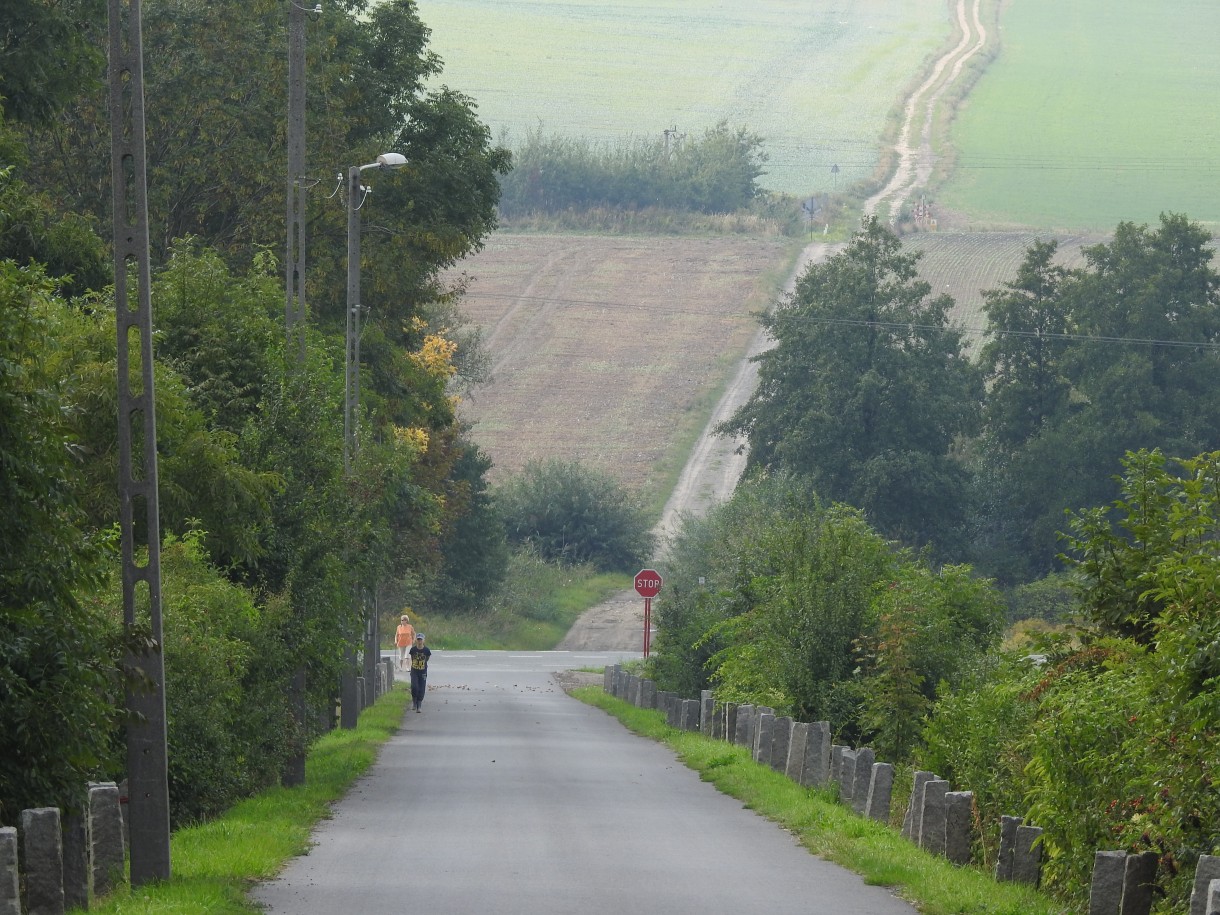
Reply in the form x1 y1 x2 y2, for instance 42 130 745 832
454 233 800 500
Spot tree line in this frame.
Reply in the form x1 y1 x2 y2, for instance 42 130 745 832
653 214 1220 910
1 0 522 825
497 122 770 219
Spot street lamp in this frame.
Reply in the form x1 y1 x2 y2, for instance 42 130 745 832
344 153 407 474
340 152 406 729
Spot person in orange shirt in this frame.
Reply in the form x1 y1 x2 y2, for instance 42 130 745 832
395 613 416 670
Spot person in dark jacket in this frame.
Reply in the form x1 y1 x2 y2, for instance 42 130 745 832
408 633 431 712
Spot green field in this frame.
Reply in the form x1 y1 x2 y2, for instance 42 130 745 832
939 0 1220 230
412 0 951 197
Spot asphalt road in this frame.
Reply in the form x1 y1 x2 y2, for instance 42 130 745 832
252 651 916 915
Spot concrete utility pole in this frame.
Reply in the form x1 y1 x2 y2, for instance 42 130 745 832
282 0 318 789
107 0 171 884
285 1 315 361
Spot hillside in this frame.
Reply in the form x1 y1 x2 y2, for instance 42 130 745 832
415 0 950 198
454 233 801 503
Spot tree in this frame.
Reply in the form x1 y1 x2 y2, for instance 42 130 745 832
0 0 104 125
498 459 653 571
0 261 122 820
426 437 509 615
721 217 982 556
976 215 1220 581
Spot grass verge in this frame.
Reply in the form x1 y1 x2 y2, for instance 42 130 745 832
572 686 1069 915
74 686 411 915
405 564 632 651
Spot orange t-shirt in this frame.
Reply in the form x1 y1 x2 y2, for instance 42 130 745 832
395 623 416 648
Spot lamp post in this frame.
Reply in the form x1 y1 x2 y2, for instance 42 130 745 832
340 152 406 728
344 152 406 473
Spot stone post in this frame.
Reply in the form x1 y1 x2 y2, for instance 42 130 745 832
684 698 702 731
0 827 19 915
770 718 793 773
754 713 776 765
785 722 810 783
711 703 724 739
62 811 91 910
902 771 935 841
89 783 125 895
994 814 1023 880
1012 825 1044 886
1120 851 1158 915
850 748 875 815
700 691 714 735
1207 880 1220 915
802 722 830 787
1090 851 1128 915
838 749 858 804
734 705 755 748
1191 856 1220 915
828 745 845 786
603 664 616 692
865 763 895 823
917 779 949 855
722 703 737 743
641 679 657 709
22 807 64 915
944 791 974 865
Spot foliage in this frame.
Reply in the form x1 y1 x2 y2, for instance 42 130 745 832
0 0 104 125
973 215 1220 582
498 121 767 217
426 437 509 616
924 450 1220 910
93 533 294 827
0 261 122 822
0 164 109 297
722 217 983 559
658 473 1003 756
498 459 654 571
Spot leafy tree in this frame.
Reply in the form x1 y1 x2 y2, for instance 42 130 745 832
427 437 509 615
0 164 109 296
721 217 982 557
977 215 1220 581
498 459 653 571
0 261 122 821
0 0 104 125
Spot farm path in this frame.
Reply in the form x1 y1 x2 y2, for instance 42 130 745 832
558 240 836 651
863 0 987 222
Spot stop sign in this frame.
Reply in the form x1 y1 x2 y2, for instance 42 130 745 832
634 568 663 598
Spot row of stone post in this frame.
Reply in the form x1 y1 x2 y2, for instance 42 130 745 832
1 783 126 915
603 668 1220 911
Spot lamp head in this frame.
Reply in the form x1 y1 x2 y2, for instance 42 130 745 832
376 152 407 169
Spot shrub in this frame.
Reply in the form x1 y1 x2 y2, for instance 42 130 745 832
498 459 653 571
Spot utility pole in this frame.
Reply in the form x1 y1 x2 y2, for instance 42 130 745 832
285 1 314 361
107 0 171 883
283 0 315 787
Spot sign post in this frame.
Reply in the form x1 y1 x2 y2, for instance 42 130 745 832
634 568 663 657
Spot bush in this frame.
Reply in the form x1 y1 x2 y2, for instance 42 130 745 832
95 533 293 827
498 459 653 571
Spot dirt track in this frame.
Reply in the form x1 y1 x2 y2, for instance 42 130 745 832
558 2 987 651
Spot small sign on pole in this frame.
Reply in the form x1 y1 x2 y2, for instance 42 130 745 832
634 569 663 656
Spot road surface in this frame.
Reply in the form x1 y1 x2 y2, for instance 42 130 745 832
252 651 916 915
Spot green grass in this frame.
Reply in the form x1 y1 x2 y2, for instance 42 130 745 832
574 687 1070 915
404 566 632 650
939 0 1220 230
74 686 412 914
413 0 951 197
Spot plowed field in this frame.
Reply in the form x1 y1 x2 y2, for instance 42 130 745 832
454 233 800 500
